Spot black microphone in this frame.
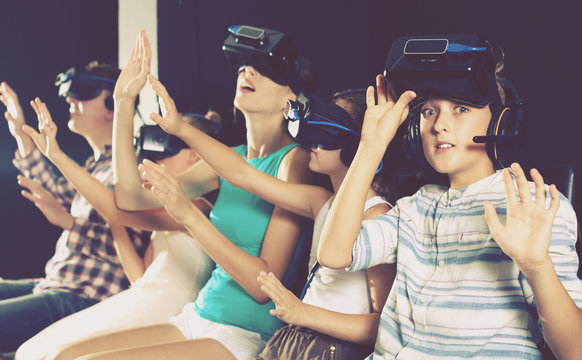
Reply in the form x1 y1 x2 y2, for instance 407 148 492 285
473 135 519 144
473 135 497 143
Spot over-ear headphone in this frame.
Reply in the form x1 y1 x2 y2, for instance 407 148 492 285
404 76 524 170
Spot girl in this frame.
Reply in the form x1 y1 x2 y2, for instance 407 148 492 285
317 57 582 359
49 28 315 360
15 101 217 360
136 81 401 359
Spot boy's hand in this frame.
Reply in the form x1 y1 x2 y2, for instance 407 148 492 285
483 163 560 276
360 75 415 150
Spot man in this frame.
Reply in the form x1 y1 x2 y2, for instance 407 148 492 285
0 62 146 353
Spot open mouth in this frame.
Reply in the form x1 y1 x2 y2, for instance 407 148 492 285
240 81 255 92
435 143 454 150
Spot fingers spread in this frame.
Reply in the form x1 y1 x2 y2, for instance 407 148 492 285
502 167 518 208
376 75 387 105
366 86 376 109
483 201 503 236
511 163 531 205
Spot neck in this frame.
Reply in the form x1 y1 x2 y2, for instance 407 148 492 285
85 128 113 160
242 111 292 159
448 162 496 190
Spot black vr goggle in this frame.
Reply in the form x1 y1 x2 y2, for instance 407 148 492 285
135 113 219 162
285 92 384 172
135 125 188 162
385 34 497 109
285 92 359 150
55 67 116 101
222 25 301 90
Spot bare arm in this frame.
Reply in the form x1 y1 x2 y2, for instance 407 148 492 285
110 225 149 283
24 97 214 231
318 75 415 268
147 74 331 219
484 164 582 359
257 261 394 345
140 148 312 303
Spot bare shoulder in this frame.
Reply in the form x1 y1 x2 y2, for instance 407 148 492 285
277 145 311 183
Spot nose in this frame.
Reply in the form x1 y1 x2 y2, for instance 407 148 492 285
243 65 258 78
432 111 450 134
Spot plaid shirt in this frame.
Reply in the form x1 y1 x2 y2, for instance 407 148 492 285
13 147 146 301
350 171 581 359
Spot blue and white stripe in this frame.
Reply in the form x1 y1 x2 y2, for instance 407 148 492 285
349 171 581 359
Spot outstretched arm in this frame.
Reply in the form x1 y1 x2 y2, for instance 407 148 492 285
0 82 35 157
24 98 212 231
484 163 582 360
112 30 219 211
147 75 329 219
257 262 393 345
318 75 415 268
140 149 311 303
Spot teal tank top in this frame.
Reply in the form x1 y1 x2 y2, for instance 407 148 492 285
194 142 305 340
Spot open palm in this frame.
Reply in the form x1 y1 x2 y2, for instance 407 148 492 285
24 98 62 161
483 163 560 274
113 30 151 102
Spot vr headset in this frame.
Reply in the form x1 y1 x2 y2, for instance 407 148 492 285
384 34 524 168
135 113 220 161
55 67 116 110
222 25 302 90
135 125 188 162
285 92 383 171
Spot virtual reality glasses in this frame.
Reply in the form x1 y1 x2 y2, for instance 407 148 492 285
135 125 188 161
55 67 116 101
384 34 497 108
222 25 299 87
285 92 359 150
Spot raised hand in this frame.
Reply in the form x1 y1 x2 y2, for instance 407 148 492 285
361 75 416 150
0 82 26 138
483 163 560 275
257 271 306 325
17 175 74 230
148 74 187 136
113 29 151 103
138 159 199 225
24 98 62 161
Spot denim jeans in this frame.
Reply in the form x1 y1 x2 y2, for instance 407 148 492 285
0 278 97 352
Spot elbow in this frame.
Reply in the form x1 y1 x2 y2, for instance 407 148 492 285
113 184 142 211
317 247 352 270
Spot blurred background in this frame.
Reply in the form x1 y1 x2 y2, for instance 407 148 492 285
1 0 580 277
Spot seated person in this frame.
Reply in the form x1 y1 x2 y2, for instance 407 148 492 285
15 101 220 360
318 35 582 359
0 62 147 354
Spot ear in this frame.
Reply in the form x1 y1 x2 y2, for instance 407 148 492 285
104 109 114 123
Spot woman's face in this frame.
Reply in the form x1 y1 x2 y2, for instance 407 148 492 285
233 65 295 115
419 98 495 188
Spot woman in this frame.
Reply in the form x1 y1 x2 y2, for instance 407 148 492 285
50 28 315 360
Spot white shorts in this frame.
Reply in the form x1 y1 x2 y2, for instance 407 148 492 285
169 304 266 360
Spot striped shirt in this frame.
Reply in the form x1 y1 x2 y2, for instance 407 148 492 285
13 147 146 301
349 171 581 359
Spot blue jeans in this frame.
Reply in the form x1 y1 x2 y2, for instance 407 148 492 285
0 278 97 352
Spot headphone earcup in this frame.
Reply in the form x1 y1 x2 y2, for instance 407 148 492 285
404 117 424 165
486 107 517 169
